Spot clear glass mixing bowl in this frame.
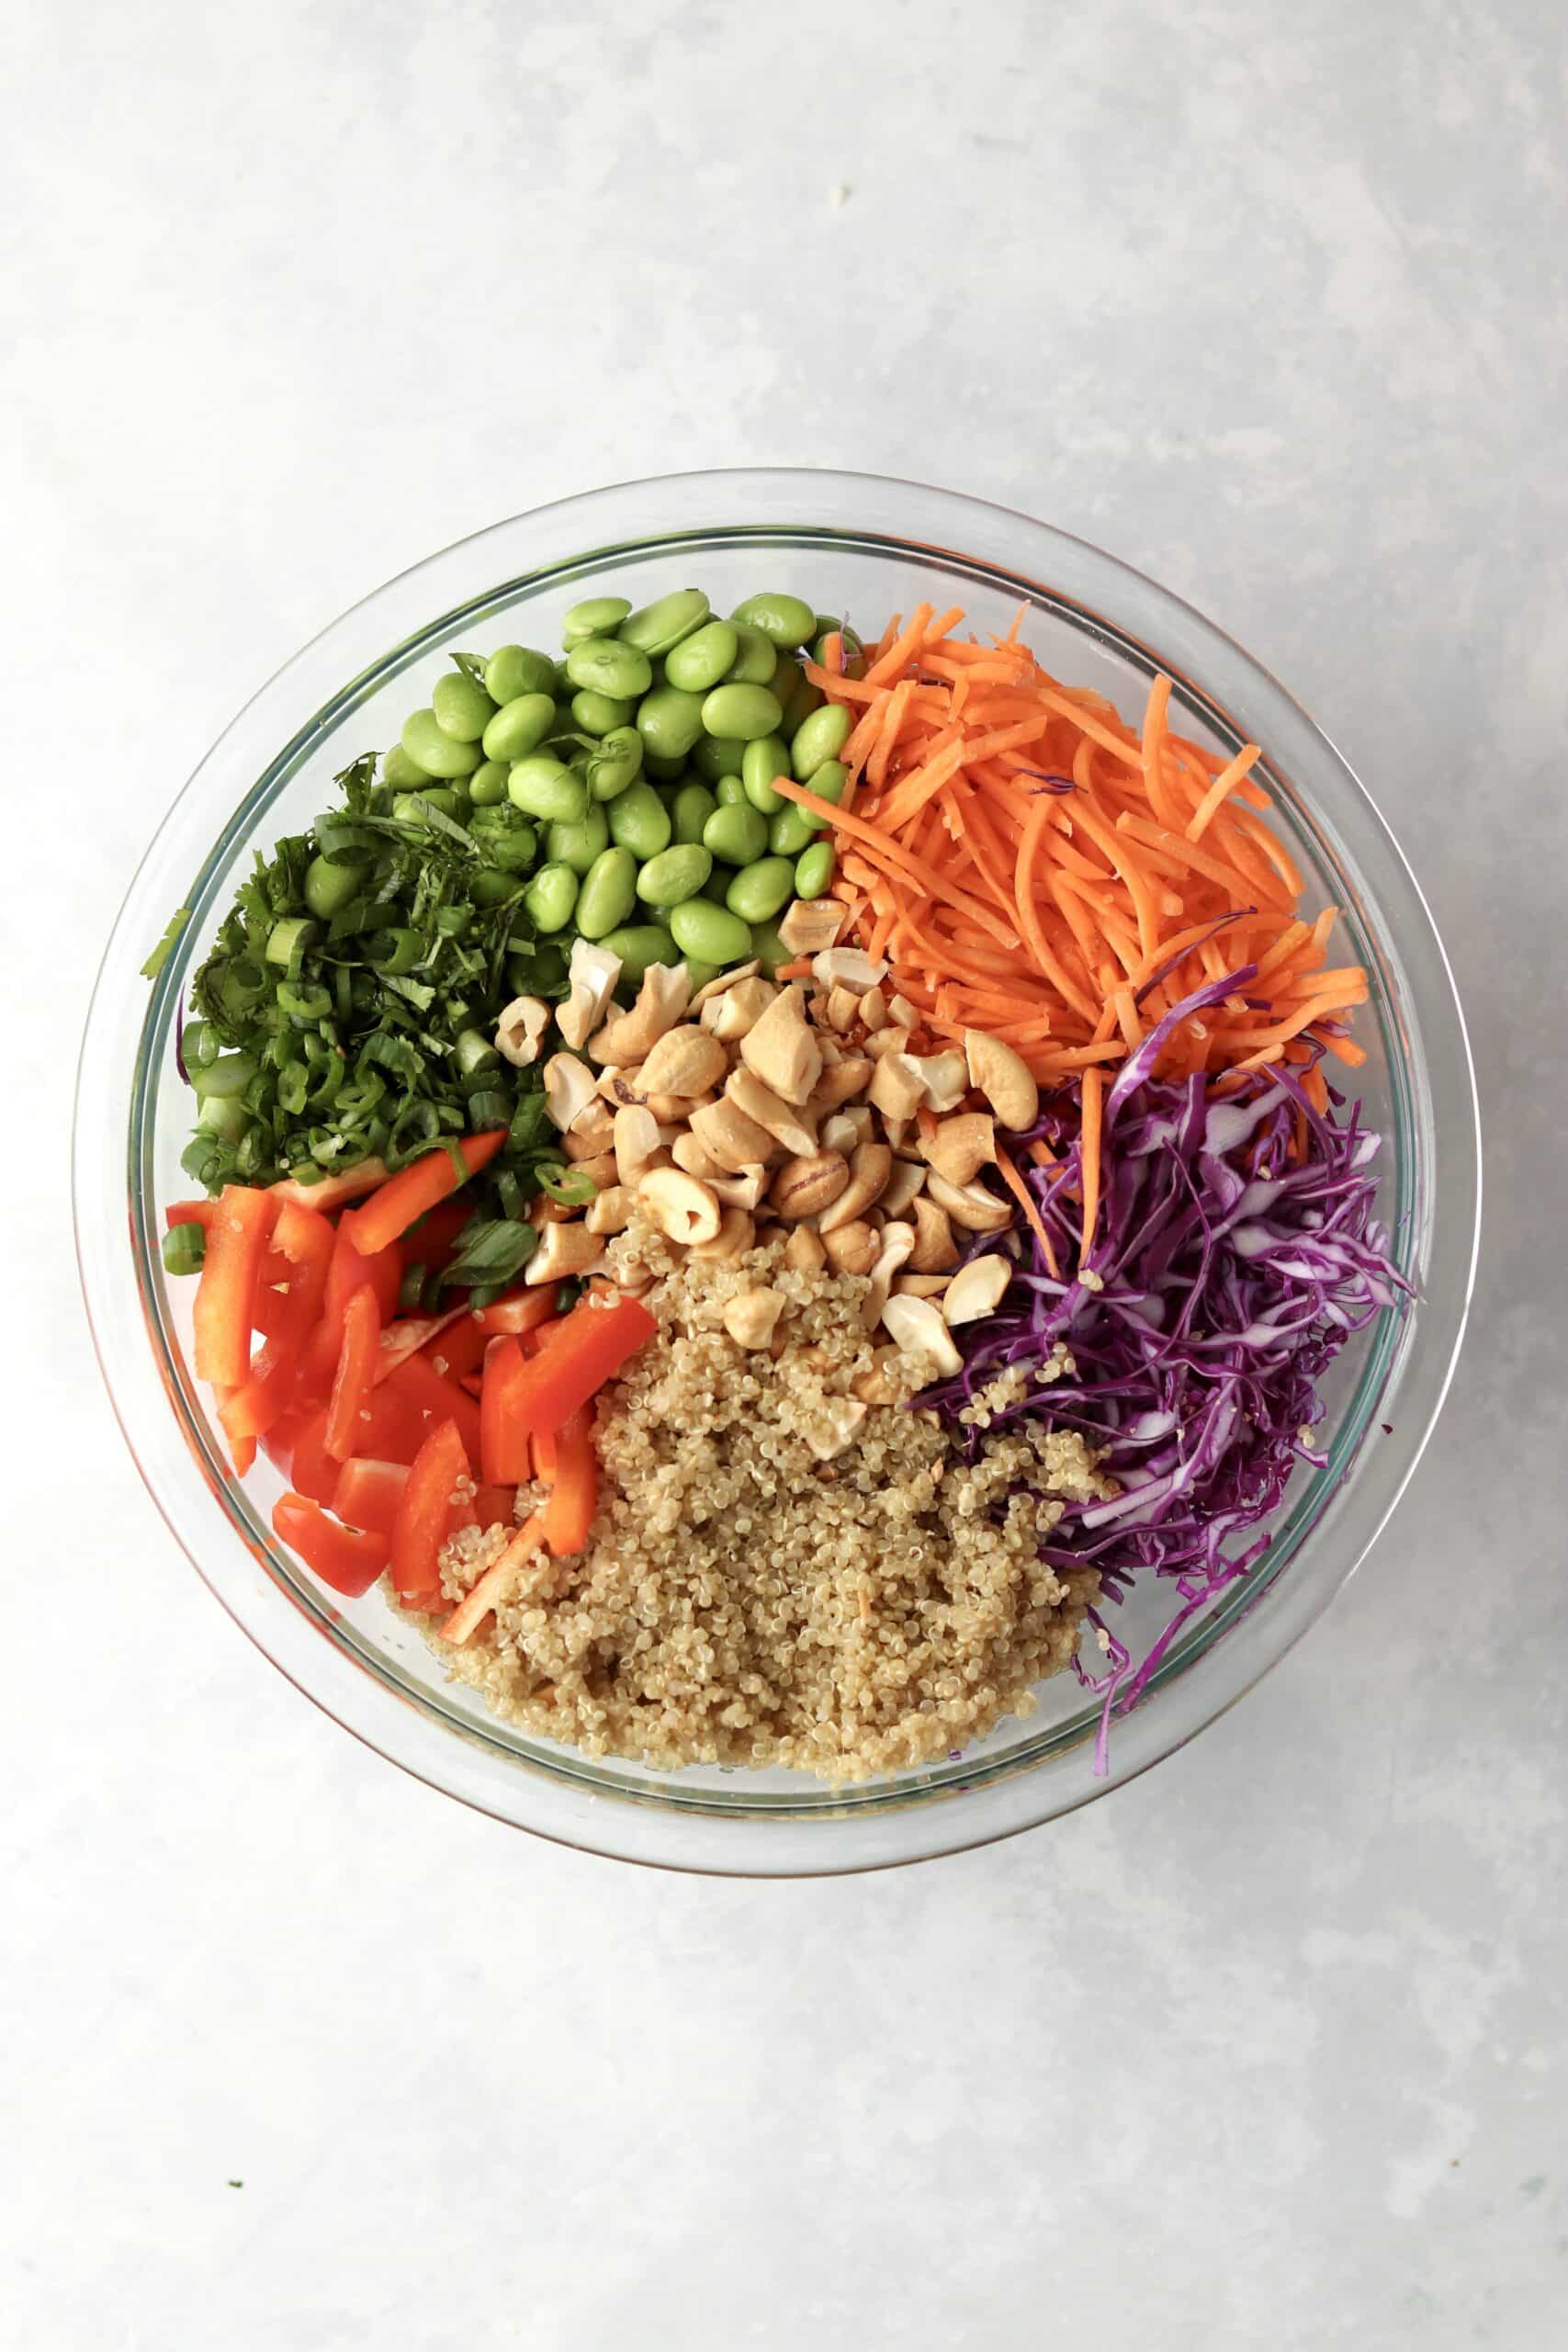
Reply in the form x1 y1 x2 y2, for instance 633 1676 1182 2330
74 469 1480 1875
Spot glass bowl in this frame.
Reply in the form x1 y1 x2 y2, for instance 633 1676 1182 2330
74 469 1480 1876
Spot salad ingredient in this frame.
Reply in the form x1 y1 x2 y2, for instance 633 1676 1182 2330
323 1283 380 1461
271 1494 389 1598
193 1186 276 1386
341 1130 506 1258
391 1419 469 1606
493 1292 659 1438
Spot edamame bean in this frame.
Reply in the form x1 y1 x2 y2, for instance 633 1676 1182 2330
741 733 791 814
432 671 496 742
669 898 753 965
472 866 523 906
400 707 483 779
546 803 610 876
469 808 537 870
750 919 791 977
637 843 713 908
663 619 739 693
693 735 747 783
606 781 671 859
586 725 645 800
782 673 825 736
618 588 710 657
576 845 639 940
596 923 679 983
484 644 556 702
726 856 795 923
392 786 462 823
722 624 778 685
561 596 631 650
791 701 852 778
794 759 848 832
509 941 568 995
702 801 769 865
641 748 687 782
524 861 580 934
769 802 816 856
508 754 588 824
304 853 367 921
482 691 556 763
565 635 653 701
637 684 707 760
672 782 717 843
570 687 635 737
810 622 864 669
764 651 803 711
714 773 750 807
382 743 428 789
729 591 816 648
700 682 783 742
795 840 837 898
468 757 511 807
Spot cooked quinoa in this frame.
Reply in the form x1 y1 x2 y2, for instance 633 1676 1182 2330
425 1225 1114 1781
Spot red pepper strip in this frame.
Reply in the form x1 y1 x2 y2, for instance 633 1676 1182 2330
192 1186 276 1387
216 1337 299 1453
391 1418 468 1603
272 1198 335 1321
502 1295 658 1440
385 1350 482 1463
532 1424 558 1483
260 1411 305 1477
325 1283 380 1462
218 1410 256 1477
333 1456 409 1538
341 1131 507 1260
164 1199 217 1230
372 1306 468 1385
479 1336 530 1485
288 1408 342 1505
272 1492 389 1598
458 1372 484 1398
477 1288 560 1338
352 1381 429 1467
439 1512 547 1645
542 1407 596 1555
422 1313 491 1383
473 1482 517 1528
250 1283 296 1342
299 1226 402 1399
268 1158 389 1213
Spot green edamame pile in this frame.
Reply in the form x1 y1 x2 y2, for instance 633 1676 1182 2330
387 587 865 1001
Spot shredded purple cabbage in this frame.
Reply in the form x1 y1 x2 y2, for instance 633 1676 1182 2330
924 970 1410 1768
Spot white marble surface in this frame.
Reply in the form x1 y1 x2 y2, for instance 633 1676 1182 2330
6 2 1565 2343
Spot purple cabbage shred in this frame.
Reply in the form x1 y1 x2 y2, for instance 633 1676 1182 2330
922 968 1411 1771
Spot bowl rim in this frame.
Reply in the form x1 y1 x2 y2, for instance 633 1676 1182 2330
74 467 1481 1875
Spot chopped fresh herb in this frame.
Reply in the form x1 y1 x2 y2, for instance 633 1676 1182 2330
141 907 191 979
437 1216 539 1294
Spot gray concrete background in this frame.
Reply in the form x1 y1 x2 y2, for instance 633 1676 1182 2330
6 3 1564 2344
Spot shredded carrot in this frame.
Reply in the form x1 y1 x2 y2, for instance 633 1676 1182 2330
1078 1069 1104 1258
996 1150 1059 1280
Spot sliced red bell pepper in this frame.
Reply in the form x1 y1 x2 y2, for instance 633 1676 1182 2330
192 1185 276 1388
165 1198 218 1230
477 1288 560 1339
272 1492 388 1598
422 1312 491 1384
500 1295 657 1441
352 1380 430 1467
216 1335 299 1453
372 1306 468 1385
341 1131 507 1260
272 1198 336 1323
325 1283 380 1462
459 1372 484 1398
479 1336 530 1486
542 1407 596 1555
390 1418 468 1604
287 1407 342 1506
260 1411 305 1477
299 1224 401 1400
386 1349 481 1463
268 1157 389 1213
332 1455 408 1538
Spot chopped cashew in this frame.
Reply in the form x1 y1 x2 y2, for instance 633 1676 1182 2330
811 946 888 992
637 1024 728 1099
858 988 887 1032
924 1170 1013 1233
671 1128 726 1182
689 959 760 1010
922 1112 997 1188
964 1028 1040 1132
563 1103 617 1160
819 1111 862 1156
912 1051 969 1113
868 1052 926 1123
807 1057 874 1112
524 1221 606 1285
881 1159 928 1217
784 1225 827 1273
544 1052 599 1133
707 1165 768 1212
572 1150 619 1193
800 1396 868 1462
558 941 623 1051
494 995 551 1069
861 1219 916 1329
825 986 861 1033
776 898 846 957
739 985 822 1106
613 1104 662 1189
880 1291 963 1378
909 1194 959 1272
690 1206 756 1262
700 974 776 1044
590 964 691 1065
690 1096 780 1173
585 1185 632 1236
722 1288 785 1350
822 1218 880 1275
887 993 919 1030
725 1066 818 1157
817 1140 892 1236
637 1167 722 1247
943 1254 1012 1326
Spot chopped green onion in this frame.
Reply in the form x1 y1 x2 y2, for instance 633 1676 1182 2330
265 916 320 968
191 1050 258 1100
456 1027 499 1078
367 928 423 975
161 1222 207 1275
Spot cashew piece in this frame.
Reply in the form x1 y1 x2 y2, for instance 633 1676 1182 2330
544 1052 599 1133
770 1150 851 1221
811 946 889 992
908 1194 959 1272
867 1052 926 1122
912 1050 969 1113
739 986 822 1107
822 1218 880 1276
690 1096 781 1174
922 1112 997 1189
817 1140 892 1236
637 1024 728 1100
924 1169 1014 1234
613 1104 663 1190
881 1158 928 1218
861 1218 915 1329
700 974 777 1044
524 1220 606 1285
725 1065 818 1158
776 898 846 957
784 1225 827 1273
690 1206 756 1263
707 1165 769 1212
637 1167 722 1247
722 1288 785 1350
943 1254 1012 1326
964 1028 1040 1132
590 965 691 1065
879 1292 963 1378
558 940 623 1052
585 1185 632 1236
495 996 550 1069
